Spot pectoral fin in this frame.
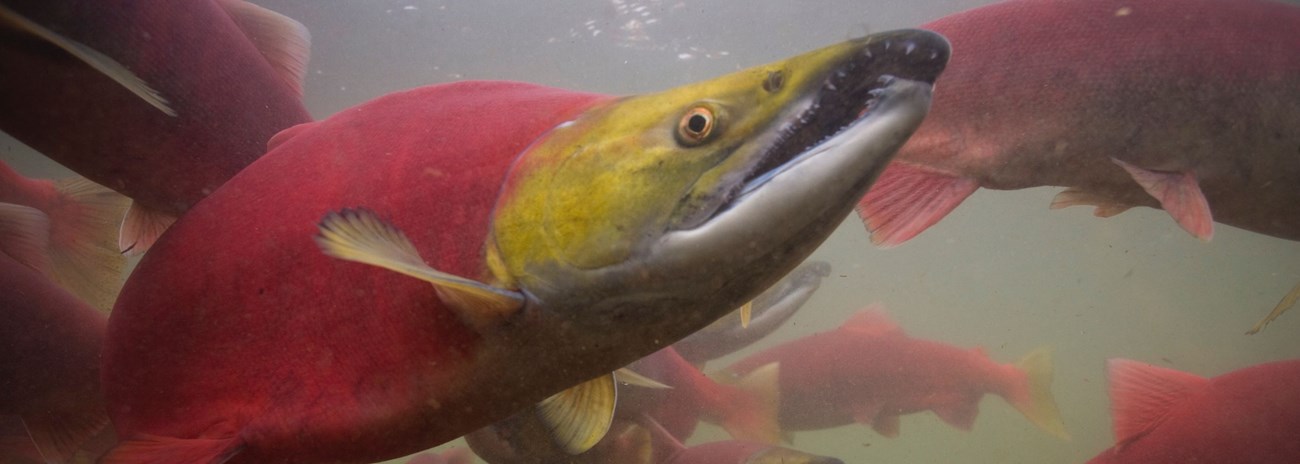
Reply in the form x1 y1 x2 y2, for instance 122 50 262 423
0 4 175 116
314 208 524 332
1246 280 1300 335
856 161 980 248
1111 158 1213 241
536 374 618 455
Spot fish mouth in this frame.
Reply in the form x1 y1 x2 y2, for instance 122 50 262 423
651 28 946 274
695 29 950 226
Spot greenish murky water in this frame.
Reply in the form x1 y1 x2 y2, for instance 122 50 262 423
4 1 1298 463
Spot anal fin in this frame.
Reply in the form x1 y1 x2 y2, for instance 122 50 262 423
856 161 979 248
1111 158 1214 240
48 177 130 311
1050 188 1134 218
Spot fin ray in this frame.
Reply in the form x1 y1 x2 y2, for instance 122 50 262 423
1008 347 1069 439
215 0 311 97
0 203 53 274
118 203 176 255
1111 158 1213 240
1106 358 1208 448
0 4 175 116
99 434 243 464
314 208 524 332
535 374 617 455
856 161 979 248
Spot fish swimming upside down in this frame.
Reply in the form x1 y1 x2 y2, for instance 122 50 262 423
100 30 950 463
858 0 1300 246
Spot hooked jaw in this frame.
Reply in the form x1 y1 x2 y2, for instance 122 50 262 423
654 29 949 277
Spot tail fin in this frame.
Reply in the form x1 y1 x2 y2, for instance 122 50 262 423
99 434 243 464
705 362 783 444
47 178 130 311
1007 347 1069 440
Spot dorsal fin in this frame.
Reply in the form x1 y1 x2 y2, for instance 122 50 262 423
215 0 311 97
839 303 904 337
1106 358 1208 448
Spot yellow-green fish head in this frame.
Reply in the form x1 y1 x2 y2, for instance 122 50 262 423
489 29 949 341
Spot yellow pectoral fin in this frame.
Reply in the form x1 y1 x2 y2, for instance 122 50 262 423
536 374 618 455
314 208 524 332
615 368 671 389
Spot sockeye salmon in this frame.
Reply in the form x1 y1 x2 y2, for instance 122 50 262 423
719 305 1068 440
857 0 1300 246
101 30 949 463
1086 359 1300 463
0 205 113 463
0 0 312 253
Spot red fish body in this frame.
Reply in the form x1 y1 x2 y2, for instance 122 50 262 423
859 0 1300 245
0 0 311 251
100 28 950 462
0 228 111 463
1086 359 1300 463
720 306 1065 438
619 347 777 443
101 81 610 463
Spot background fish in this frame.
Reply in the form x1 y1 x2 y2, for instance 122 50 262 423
673 261 831 366
720 305 1068 440
1085 358 1300 463
0 205 113 464
0 0 312 253
857 0 1300 246
0 161 127 311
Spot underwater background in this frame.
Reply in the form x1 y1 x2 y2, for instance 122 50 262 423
3 1 1299 462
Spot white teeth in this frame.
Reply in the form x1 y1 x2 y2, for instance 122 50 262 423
905 43 916 55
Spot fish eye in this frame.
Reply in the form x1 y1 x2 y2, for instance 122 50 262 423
763 70 785 93
676 106 717 146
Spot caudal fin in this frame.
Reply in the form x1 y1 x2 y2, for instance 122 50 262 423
707 362 782 444
99 434 243 464
46 178 130 311
1007 347 1069 440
